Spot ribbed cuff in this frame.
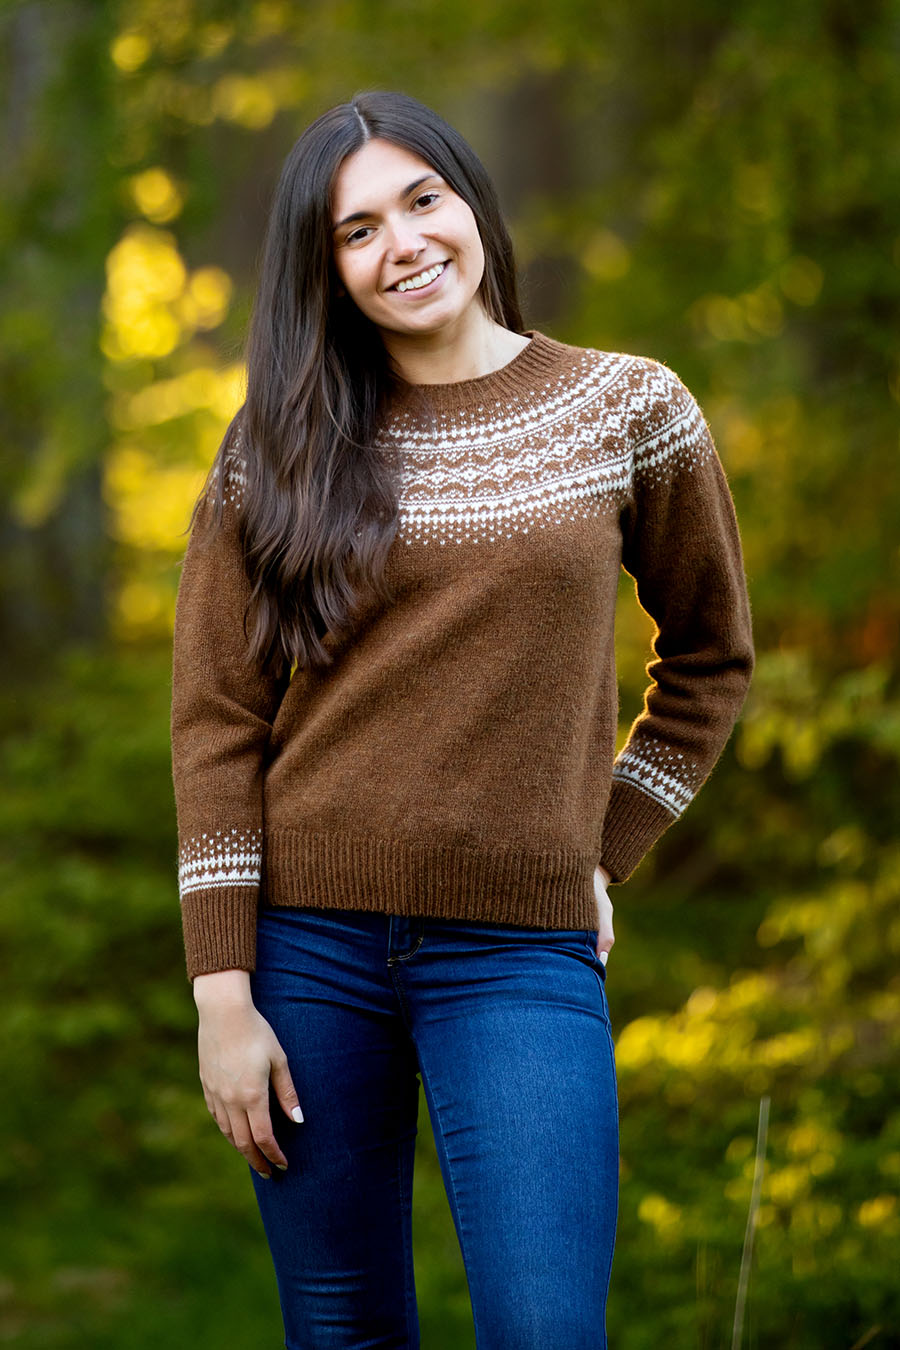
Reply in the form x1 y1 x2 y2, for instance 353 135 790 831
180 886 258 982
599 781 680 883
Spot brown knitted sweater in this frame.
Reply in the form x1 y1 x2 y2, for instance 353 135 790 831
171 330 754 981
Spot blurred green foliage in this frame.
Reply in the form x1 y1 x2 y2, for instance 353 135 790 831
2 0 899 1346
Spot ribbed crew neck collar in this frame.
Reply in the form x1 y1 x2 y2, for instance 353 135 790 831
391 329 567 416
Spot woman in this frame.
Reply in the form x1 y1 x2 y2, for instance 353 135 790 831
171 89 754 1349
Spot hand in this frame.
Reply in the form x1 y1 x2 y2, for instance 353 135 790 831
193 971 304 1179
593 864 615 966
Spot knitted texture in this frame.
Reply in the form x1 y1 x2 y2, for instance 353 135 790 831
171 330 754 980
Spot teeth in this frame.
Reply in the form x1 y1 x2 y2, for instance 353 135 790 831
397 262 446 292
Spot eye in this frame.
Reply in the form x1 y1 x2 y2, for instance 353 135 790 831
339 190 440 246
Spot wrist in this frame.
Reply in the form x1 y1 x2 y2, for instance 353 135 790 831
192 968 253 1010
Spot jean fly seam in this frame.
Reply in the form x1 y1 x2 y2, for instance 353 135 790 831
386 959 420 1048
387 930 424 964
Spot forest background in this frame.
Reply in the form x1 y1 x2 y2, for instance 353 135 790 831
1 1 899 1347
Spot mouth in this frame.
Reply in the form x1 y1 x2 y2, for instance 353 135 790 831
388 260 450 295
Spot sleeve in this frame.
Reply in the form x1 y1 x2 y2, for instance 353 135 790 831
598 358 755 883
170 423 290 981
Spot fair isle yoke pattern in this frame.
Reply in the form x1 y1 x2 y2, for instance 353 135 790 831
211 347 712 545
379 349 714 547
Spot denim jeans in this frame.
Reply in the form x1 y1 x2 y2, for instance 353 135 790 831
248 904 619 1349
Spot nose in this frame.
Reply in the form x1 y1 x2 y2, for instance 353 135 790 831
385 217 426 262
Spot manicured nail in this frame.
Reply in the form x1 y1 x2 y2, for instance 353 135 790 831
292 1106 304 1123
599 951 608 966
258 1171 271 1179
276 1163 288 1171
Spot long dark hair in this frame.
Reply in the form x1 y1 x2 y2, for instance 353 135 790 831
197 89 524 674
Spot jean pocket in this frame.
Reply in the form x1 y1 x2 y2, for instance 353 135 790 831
584 929 608 979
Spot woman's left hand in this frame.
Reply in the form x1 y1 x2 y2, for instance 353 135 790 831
593 864 614 965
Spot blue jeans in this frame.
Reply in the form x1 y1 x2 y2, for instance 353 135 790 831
248 904 619 1349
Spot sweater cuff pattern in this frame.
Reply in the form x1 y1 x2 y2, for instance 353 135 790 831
610 736 703 818
178 826 263 899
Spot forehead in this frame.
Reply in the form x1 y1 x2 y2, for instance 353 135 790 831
331 139 439 215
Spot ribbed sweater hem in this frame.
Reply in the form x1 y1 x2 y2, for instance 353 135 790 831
263 825 601 929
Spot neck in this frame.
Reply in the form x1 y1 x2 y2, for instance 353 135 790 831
379 307 530 386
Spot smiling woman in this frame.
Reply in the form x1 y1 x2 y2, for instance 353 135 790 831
330 140 531 386
170 88 754 1350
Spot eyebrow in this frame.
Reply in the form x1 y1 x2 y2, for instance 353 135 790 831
332 174 441 232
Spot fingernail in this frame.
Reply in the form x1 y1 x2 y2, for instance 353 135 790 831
276 1163 288 1171
599 951 608 966
258 1171 271 1179
292 1106 304 1123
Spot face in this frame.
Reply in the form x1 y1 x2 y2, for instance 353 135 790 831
330 138 487 342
